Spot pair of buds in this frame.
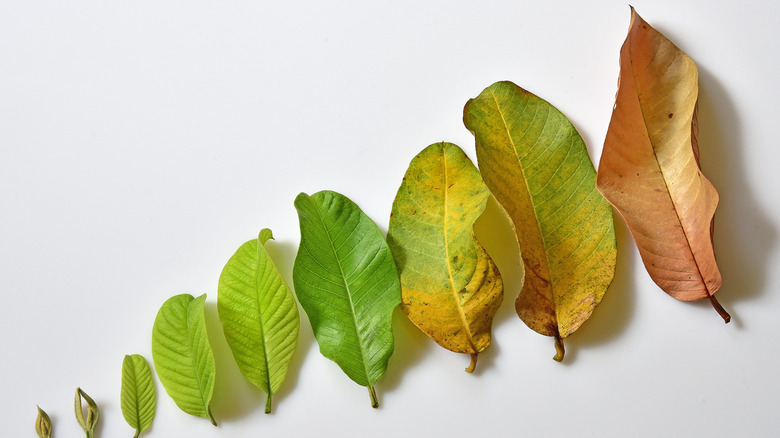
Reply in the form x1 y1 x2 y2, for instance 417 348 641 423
36 388 100 438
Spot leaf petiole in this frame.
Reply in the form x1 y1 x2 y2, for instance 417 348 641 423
368 385 378 408
465 354 478 373
553 334 565 362
708 294 731 323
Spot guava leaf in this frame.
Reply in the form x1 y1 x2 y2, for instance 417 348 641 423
121 354 156 437
387 142 503 373
218 228 300 413
151 293 217 424
596 8 729 322
292 190 401 408
464 81 617 361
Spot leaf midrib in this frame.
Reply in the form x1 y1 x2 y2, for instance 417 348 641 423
487 87 558 330
440 145 478 352
625 24 710 294
308 195 373 386
254 241 273 397
125 357 142 432
184 298 211 416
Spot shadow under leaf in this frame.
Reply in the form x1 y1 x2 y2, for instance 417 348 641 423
693 67 775 324
564 214 636 363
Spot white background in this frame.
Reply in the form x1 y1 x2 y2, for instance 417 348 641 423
2 1 778 437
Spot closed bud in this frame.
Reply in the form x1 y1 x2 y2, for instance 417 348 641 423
35 406 52 438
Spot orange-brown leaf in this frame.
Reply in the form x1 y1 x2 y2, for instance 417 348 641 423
596 8 729 322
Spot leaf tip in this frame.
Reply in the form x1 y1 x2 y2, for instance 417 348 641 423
207 408 217 426
259 228 274 244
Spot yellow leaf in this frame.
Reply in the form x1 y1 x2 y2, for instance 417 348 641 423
387 142 503 372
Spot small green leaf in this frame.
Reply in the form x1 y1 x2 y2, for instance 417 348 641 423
35 406 52 438
121 354 156 437
75 387 99 438
293 190 401 408
218 228 300 414
151 293 217 425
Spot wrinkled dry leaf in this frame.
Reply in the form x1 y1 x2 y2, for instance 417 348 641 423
596 8 729 322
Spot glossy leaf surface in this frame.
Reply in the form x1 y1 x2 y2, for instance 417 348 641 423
218 228 300 413
293 190 401 407
121 354 156 437
151 294 217 424
464 81 616 361
387 142 503 372
596 8 729 322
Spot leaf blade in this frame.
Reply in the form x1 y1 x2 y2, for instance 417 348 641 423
596 8 727 321
121 354 156 437
292 190 401 407
464 81 617 360
387 142 503 372
151 293 217 424
218 228 300 413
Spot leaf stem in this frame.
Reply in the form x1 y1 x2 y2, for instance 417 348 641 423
265 395 272 414
206 408 217 426
553 333 565 362
465 353 478 373
368 385 378 408
708 294 731 323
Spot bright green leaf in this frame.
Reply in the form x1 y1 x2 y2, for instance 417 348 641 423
463 81 616 361
151 293 217 425
218 228 299 414
293 190 401 408
387 142 504 373
121 354 156 437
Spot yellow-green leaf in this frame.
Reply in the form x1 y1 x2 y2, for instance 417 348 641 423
218 228 300 413
464 81 616 361
151 293 217 424
121 354 156 437
387 142 503 372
